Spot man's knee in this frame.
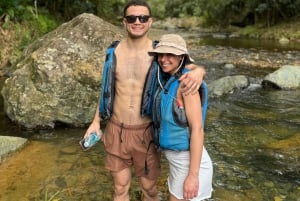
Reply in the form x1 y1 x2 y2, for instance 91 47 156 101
113 182 131 201
112 169 131 200
143 187 158 198
140 177 159 199
114 184 129 196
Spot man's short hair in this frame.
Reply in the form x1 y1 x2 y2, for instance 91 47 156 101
123 0 152 17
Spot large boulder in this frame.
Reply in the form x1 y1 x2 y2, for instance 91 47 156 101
1 13 123 129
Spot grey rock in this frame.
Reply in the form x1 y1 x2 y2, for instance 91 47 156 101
1 13 123 129
207 75 249 97
262 65 300 89
0 136 28 162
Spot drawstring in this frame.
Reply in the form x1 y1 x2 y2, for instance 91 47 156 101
144 140 153 175
143 123 154 175
119 123 124 142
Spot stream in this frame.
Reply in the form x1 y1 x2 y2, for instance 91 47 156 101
0 36 300 201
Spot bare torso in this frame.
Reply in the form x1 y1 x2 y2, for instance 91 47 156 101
111 39 153 125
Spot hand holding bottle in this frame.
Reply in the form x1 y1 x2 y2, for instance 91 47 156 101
79 130 103 151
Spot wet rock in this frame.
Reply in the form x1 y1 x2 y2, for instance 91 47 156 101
1 13 123 130
0 136 28 162
60 146 77 155
279 37 289 45
224 63 235 69
262 65 300 89
207 75 249 97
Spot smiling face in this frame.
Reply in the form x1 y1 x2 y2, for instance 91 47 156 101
157 53 184 75
123 5 152 38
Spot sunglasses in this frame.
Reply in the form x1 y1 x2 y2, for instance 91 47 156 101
125 15 150 23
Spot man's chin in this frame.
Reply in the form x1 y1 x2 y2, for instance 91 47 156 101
129 31 148 39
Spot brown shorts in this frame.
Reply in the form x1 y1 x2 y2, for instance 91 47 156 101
103 118 161 180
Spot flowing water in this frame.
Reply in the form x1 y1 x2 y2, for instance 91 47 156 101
198 35 300 51
0 40 300 201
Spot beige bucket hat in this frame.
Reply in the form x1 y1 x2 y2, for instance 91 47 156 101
149 34 194 63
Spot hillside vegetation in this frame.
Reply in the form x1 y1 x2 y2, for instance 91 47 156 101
0 0 299 70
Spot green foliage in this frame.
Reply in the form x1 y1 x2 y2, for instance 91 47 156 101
238 25 258 37
1 0 300 33
34 12 59 34
148 0 166 19
0 0 58 34
0 0 32 21
36 0 96 21
0 0 60 67
92 0 126 24
148 0 300 27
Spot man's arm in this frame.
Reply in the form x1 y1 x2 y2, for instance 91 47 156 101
83 102 103 139
179 64 206 95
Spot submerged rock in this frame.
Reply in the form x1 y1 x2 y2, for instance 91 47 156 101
254 134 300 181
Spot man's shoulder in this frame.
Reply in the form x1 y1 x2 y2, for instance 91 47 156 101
108 40 120 49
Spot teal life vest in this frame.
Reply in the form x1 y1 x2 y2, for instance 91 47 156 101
99 41 160 119
152 68 208 150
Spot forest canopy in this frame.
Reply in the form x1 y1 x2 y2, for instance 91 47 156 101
0 0 299 70
1 0 300 28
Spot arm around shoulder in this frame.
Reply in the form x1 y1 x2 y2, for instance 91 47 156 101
179 64 206 95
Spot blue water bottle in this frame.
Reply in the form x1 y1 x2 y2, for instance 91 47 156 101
80 132 101 151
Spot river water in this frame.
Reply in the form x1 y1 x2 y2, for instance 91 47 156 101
0 40 300 201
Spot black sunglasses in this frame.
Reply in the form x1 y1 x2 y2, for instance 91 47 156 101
125 15 150 23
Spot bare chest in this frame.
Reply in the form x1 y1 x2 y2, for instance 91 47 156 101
115 53 152 82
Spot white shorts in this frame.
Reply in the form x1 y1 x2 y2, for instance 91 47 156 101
165 147 213 201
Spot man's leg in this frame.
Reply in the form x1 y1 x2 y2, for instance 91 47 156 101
140 176 159 201
111 168 131 201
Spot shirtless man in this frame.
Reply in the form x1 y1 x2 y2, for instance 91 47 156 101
83 1 206 201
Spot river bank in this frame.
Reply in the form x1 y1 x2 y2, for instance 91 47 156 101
149 28 300 69
152 17 300 41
